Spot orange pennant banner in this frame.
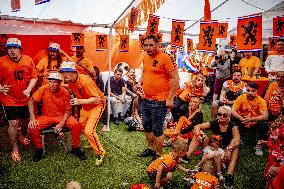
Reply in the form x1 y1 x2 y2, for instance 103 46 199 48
146 15 160 36
187 38 193 52
139 34 146 50
71 33 84 47
11 0 21 12
268 37 278 51
96 34 108 51
119 35 129 52
273 16 284 37
128 7 140 32
171 20 185 47
198 20 218 52
217 22 228 38
229 34 237 47
156 33 163 44
237 14 262 52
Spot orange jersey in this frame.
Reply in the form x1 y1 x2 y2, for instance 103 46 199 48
179 82 205 102
142 52 178 101
67 74 105 111
239 56 261 77
146 153 178 173
0 55 37 106
201 54 215 76
32 84 71 117
71 56 94 75
192 172 219 189
233 94 268 118
264 82 284 116
36 56 60 74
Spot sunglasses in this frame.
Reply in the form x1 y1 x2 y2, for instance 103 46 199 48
217 112 228 118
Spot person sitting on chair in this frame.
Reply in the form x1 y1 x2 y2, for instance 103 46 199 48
28 72 86 162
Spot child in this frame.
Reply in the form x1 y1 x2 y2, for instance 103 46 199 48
146 140 189 189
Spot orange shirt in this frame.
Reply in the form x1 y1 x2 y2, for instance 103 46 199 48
239 56 261 77
0 55 37 106
201 54 215 76
32 84 71 117
232 94 268 118
36 56 60 85
146 153 178 173
142 52 178 101
71 56 94 75
192 172 219 189
67 74 105 111
179 82 205 102
264 82 284 116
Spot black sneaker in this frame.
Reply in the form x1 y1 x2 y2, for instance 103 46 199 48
224 174 234 189
137 148 155 157
119 115 126 121
113 117 120 125
71 148 87 160
33 148 43 162
147 154 160 166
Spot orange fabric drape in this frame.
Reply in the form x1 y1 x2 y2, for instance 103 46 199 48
268 37 278 51
204 0 211 21
71 33 84 47
171 20 185 47
273 16 284 37
217 22 228 38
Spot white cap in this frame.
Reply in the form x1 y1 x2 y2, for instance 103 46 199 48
47 72 63 81
6 38 22 48
59 61 77 72
48 42 60 51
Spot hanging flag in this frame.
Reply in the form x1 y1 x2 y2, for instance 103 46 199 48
35 0 50 5
187 38 193 52
146 15 160 36
96 34 108 51
139 34 146 51
204 0 211 21
229 34 237 47
171 20 185 47
71 33 84 47
11 0 20 12
119 35 129 52
198 20 218 52
128 7 140 32
237 14 262 52
273 16 284 37
217 22 228 38
268 37 279 51
156 33 163 44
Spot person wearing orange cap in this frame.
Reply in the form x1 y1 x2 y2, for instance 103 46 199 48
60 61 106 166
28 72 86 162
0 38 38 162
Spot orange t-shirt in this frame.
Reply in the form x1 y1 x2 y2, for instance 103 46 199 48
142 52 178 101
179 82 205 102
71 56 94 75
32 84 71 117
201 54 215 76
239 56 261 77
67 74 105 111
232 94 268 118
0 55 37 106
146 153 178 173
192 172 220 189
264 82 284 116
36 56 61 85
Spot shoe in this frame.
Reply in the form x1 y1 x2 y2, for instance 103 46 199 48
113 117 120 125
147 154 160 166
217 172 225 182
71 148 87 160
181 155 190 163
224 174 234 189
33 148 43 162
255 145 263 156
95 150 106 166
119 115 126 121
137 148 156 157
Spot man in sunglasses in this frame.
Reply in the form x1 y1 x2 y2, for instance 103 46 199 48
232 82 269 156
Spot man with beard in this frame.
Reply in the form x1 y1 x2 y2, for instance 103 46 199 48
0 38 38 161
264 71 284 121
232 82 268 156
212 70 246 120
70 46 94 76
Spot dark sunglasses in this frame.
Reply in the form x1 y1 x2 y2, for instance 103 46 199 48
217 112 228 118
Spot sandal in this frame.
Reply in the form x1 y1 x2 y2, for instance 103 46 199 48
11 150 22 162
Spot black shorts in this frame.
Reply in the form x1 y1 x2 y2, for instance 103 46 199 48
148 171 168 181
3 105 29 121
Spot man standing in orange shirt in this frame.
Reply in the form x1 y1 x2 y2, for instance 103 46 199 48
28 72 86 162
137 35 179 163
0 38 38 161
60 61 106 166
239 52 261 77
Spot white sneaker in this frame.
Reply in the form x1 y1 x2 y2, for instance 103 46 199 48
255 145 263 156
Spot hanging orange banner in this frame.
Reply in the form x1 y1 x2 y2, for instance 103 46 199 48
187 38 193 52
35 0 50 5
171 20 185 47
71 33 84 47
217 22 228 38
96 34 108 51
11 0 21 12
237 14 262 52
273 16 284 37
229 34 237 47
139 34 146 51
146 15 160 36
119 35 129 52
198 20 218 52
268 37 278 51
128 7 140 32
156 33 163 44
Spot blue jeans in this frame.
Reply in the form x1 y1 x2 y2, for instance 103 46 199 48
140 99 167 137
